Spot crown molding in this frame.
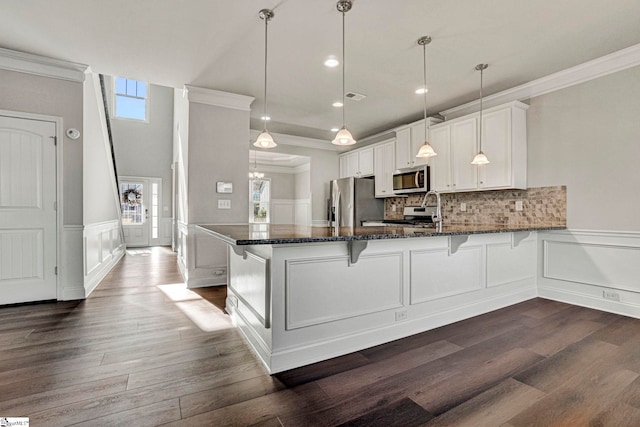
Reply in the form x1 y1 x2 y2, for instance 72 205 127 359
0 47 88 82
249 129 342 151
184 85 255 111
440 42 640 119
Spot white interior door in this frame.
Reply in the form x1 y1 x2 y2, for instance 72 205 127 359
0 115 57 305
120 178 150 247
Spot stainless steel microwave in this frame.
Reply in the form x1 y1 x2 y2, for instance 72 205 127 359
393 166 430 194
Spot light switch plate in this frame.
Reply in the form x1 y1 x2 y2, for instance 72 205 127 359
515 200 523 211
460 202 467 212
218 199 231 209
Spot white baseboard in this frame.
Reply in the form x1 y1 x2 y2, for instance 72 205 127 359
539 285 640 319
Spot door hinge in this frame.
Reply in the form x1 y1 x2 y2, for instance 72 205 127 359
53 201 57 211
54 266 58 275
49 136 57 146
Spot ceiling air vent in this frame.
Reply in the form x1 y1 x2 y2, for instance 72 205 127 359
345 92 367 101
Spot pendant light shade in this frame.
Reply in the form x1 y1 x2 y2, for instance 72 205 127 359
255 129 276 149
471 63 490 165
254 9 277 149
415 36 437 159
332 0 356 146
333 126 356 146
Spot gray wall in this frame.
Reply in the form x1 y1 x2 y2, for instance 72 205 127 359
82 73 120 225
294 168 311 199
109 81 174 219
173 88 189 224
527 65 640 231
188 102 249 224
261 171 295 200
266 145 338 223
0 69 83 225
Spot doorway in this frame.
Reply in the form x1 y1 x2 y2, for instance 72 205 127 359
0 114 58 304
119 176 162 247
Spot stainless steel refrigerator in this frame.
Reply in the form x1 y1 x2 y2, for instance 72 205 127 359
328 177 384 227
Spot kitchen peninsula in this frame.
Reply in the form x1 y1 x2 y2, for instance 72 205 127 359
198 221 565 373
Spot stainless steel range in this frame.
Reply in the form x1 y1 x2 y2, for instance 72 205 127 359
362 206 437 228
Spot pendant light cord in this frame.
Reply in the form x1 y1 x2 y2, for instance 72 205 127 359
422 42 428 142
479 67 483 152
341 10 346 127
263 15 269 132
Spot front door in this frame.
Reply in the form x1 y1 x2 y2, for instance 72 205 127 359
120 178 149 247
0 115 57 304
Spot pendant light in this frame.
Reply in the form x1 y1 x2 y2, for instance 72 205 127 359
471 63 490 165
332 0 356 146
415 36 437 159
248 146 264 179
254 9 277 149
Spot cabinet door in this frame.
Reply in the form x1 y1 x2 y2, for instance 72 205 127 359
339 155 349 178
479 108 511 189
374 141 395 197
429 125 452 192
346 152 359 177
451 117 478 191
410 120 428 167
358 147 374 176
394 127 411 170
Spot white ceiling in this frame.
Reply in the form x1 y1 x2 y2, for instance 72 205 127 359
2 0 640 141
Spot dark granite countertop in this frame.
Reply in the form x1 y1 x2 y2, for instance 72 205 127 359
196 223 566 246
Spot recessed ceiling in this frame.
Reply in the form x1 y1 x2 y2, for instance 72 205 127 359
250 150 310 168
2 0 640 142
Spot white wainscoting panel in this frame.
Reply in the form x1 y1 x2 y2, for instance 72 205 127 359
229 250 270 328
410 246 483 305
61 225 84 300
294 199 311 226
271 199 295 225
487 240 536 287
538 230 640 318
285 252 403 330
83 220 125 297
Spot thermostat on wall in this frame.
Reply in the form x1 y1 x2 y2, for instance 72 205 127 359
66 128 81 140
217 182 233 193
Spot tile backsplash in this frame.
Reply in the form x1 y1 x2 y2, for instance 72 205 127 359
385 186 566 227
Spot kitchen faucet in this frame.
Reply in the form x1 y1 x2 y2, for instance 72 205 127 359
421 190 442 231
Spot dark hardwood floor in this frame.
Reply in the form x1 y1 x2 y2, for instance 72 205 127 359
2 246 640 426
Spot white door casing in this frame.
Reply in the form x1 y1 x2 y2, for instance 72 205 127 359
0 115 57 304
120 177 150 247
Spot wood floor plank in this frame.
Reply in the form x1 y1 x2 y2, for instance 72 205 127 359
422 378 544 427
507 364 639 426
0 353 105 387
316 340 463 397
589 401 640 427
410 347 544 416
70 398 182 427
336 397 433 427
275 352 371 388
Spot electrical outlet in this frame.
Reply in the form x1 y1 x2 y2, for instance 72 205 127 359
515 200 523 211
391 204 397 212
395 310 408 322
460 202 467 212
218 199 231 209
603 290 620 301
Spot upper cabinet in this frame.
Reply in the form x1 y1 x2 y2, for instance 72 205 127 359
339 146 374 178
395 118 442 170
374 139 395 197
428 101 528 192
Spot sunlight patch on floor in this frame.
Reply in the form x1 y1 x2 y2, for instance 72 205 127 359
157 283 232 332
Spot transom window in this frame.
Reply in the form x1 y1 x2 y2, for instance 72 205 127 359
115 77 148 121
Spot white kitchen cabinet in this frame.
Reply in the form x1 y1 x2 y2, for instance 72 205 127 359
394 127 411 170
450 117 478 191
395 118 442 170
478 103 528 190
339 146 374 178
374 139 395 197
428 101 528 192
429 126 452 192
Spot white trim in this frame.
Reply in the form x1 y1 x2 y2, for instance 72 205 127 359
249 129 341 152
0 47 88 82
440 42 640 119
312 220 329 227
185 85 254 111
